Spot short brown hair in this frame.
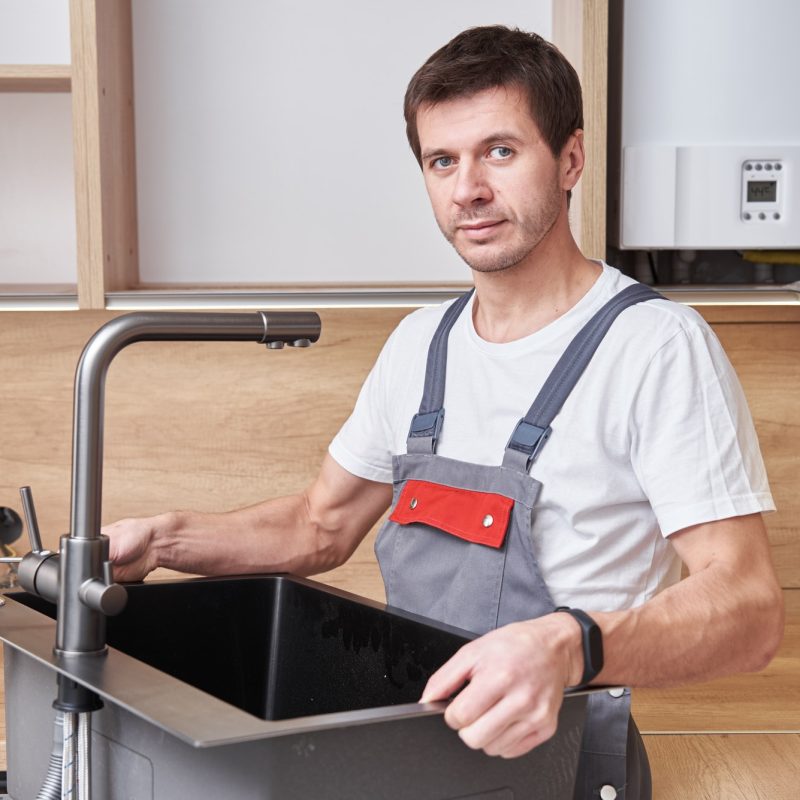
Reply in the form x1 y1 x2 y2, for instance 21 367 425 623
404 26 583 164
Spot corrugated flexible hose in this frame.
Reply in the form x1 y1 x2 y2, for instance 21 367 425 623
35 712 63 800
78 713 92 800
36 710 92 799
61 712 78 800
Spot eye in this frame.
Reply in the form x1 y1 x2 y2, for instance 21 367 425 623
431 155 455 170
489 145 513 160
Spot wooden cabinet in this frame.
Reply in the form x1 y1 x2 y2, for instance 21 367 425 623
1 1 609 307
0 64 70 91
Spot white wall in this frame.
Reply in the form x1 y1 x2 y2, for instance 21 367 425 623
0 0 75 285
0 94 76 284
0 0 70 64
132 0 553 285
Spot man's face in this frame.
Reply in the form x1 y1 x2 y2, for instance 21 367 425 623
416 85 566 274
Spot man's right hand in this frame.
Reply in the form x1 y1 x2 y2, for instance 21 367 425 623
104 515 164 582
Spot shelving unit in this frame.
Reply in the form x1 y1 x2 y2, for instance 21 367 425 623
0 0 609 310
0 0 137 309
0 64 70 91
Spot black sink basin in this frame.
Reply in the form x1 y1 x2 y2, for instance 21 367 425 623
11 574 471 722
2 575 590 798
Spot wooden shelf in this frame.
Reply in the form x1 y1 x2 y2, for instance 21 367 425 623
0 64 71 92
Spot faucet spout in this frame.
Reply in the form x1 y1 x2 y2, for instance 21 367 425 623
49 310 321 655
70 311 320 541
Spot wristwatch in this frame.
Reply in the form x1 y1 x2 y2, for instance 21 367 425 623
555 606 604 687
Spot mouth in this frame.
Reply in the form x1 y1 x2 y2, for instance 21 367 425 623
457 220 506 240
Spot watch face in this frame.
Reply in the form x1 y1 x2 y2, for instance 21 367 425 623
587 623 603 668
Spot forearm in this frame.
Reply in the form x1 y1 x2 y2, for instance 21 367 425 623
593 566 783 687
107 454 393 581
589 515 784 688
150 492 347 577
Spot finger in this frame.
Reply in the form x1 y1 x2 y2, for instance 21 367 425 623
110 561 140 582
419 644 480 703
498 727 554 759
454 689 543 750
443 670 508 731
477 718 536 757
478 703 558 757
456 682 563 751
455 694 526 750
459 704 558 758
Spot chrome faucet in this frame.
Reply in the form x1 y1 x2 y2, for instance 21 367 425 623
16 311 321 659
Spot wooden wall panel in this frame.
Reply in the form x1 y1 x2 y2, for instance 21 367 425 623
709 322 800 588
0 308 797 779
0 310 797 596
0 308 406 600
551 0 608 258
633 590 800 732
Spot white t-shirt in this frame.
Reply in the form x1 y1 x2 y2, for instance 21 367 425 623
329 265 774 611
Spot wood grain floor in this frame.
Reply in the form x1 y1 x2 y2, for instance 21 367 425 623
645 734 800 800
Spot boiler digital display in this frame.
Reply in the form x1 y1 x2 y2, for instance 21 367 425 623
747 181 777 202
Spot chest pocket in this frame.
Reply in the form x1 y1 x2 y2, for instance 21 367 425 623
389 480 514 548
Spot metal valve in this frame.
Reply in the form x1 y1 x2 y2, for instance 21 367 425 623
79 561 127 616
20 485 45 553
16 486 60 603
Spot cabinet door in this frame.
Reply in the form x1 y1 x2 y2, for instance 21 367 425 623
132 0 553 286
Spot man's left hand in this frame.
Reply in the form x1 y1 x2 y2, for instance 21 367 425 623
419 615 582 758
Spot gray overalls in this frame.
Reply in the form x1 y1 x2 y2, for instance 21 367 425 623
376 283 660 799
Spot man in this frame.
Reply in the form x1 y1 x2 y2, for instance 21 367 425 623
106 26 783 799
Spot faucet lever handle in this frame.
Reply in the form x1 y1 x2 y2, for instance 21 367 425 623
19 486 44 553
79 562 127 617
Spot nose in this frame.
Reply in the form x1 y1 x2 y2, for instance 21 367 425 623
452 159 492 208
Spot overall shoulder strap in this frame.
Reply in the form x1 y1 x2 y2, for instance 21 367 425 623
406 289 475 454
503 283 664 472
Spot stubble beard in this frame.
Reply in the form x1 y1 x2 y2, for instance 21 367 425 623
441 189 563 274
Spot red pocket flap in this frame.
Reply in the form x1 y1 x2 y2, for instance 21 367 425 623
389 479 513 548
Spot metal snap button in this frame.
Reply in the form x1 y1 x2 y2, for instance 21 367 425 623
600 785 617 800
608 687 625 698
482 514 494 527
410 498 418 510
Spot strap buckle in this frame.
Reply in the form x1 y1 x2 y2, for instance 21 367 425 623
407 409 445 453
506 420 552 469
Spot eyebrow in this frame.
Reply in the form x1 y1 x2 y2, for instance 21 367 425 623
420 132 525 162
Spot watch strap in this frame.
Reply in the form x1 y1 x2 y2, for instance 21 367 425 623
555 606 604 687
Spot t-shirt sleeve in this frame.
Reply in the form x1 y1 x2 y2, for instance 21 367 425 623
327 326 401 484
629 320 775 536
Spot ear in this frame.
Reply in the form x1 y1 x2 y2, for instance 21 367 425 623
560 130 585 191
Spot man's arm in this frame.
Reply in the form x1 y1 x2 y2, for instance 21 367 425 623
594 512 784 685
421 513 784 758
105 454 393 582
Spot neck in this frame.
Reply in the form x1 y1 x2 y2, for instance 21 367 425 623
471 215 601 343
